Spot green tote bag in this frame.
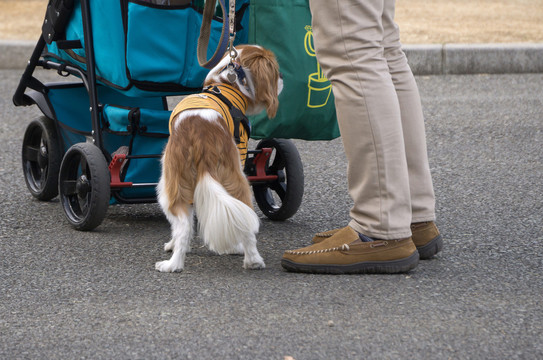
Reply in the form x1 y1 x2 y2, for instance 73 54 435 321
248 0 340 140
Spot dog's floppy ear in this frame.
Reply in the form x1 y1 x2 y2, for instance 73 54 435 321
241 47 281 118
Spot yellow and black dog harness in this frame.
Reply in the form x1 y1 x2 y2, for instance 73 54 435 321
169 84 251 166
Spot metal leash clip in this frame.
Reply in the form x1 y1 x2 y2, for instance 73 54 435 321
226 0 238 83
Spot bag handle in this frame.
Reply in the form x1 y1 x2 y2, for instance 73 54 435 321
197 0 230 69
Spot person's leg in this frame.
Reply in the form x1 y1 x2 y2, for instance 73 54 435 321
382 0 436 223
381 0 442 259
280 0 420 274
308 0 411 239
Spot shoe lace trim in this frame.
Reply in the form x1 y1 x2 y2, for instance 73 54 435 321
315 233 332 238
285 243 350 255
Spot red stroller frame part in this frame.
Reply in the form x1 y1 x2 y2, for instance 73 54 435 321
111 148 279 188
109 154 133 188
246 148 278 183
109 148 278 189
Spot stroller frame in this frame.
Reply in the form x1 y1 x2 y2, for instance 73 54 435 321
13 0 304 230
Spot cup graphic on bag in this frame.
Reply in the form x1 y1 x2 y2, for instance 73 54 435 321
304 25 332 109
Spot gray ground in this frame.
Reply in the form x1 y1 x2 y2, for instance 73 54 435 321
1 69 542 359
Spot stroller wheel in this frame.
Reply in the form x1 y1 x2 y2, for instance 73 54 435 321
21 116 62 201
59 143 110 231
252 139 304 221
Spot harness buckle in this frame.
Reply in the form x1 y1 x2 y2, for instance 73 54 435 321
204 85 221 96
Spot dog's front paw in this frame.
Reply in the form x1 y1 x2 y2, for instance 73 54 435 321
243 257 266 270
155 260 183 273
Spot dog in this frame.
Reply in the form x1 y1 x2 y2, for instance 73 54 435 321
155 45 283 272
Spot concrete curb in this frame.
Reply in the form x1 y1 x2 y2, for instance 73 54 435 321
1 39 543 75
404 43 543 75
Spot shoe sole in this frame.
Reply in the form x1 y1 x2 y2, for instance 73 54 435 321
281 251 419 275
417 234 443 260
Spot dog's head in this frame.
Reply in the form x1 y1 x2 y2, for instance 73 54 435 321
204 45 283 118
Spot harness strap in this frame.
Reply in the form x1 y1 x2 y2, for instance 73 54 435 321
203 85 251 142
168 84 251 165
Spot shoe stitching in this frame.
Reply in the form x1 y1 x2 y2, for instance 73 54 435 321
315 229 341 238
285 243 350 255
370 241 388 248
314 232 334 238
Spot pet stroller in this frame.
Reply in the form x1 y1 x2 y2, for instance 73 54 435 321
13 0 304 231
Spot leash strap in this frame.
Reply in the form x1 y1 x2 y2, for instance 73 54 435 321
197 0 229 69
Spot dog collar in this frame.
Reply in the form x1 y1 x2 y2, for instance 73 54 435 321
219 62 247 84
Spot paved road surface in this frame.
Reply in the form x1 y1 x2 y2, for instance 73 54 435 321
1 69 542 359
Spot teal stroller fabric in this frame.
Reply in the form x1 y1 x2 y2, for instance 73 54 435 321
44 0 249 97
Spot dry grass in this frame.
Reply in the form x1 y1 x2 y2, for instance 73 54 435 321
0 1 48 41
0 0 542 43
396 0 543 43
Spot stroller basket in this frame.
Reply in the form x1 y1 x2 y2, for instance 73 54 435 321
44 0 249 97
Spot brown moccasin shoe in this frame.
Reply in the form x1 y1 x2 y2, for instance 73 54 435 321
313 222 443 260
410 221 442 259
281 226 419 274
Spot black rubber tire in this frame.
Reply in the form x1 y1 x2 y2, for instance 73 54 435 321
58 143 111 231
252 139 304 221
21 116 62 201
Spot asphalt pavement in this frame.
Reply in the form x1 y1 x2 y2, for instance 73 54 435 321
1 69 542 359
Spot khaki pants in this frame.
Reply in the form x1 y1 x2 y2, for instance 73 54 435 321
309 0 436 239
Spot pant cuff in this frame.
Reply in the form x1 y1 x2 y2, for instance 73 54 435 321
348 220 412 240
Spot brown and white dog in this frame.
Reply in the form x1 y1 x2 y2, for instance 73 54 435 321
155 45 282 272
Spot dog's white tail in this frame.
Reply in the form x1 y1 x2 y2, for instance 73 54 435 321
193 173 260 255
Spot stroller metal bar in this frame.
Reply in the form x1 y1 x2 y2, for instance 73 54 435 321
110 182 159 189
130 183 159 188
80 0 103 151
41 60 89 90
126 154 162 159
13 36 47 107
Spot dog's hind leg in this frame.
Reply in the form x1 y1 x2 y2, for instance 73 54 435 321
156 174 193 272
155 206 193 272
226 175 265 269
162 205 194 253
240 232 266 270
